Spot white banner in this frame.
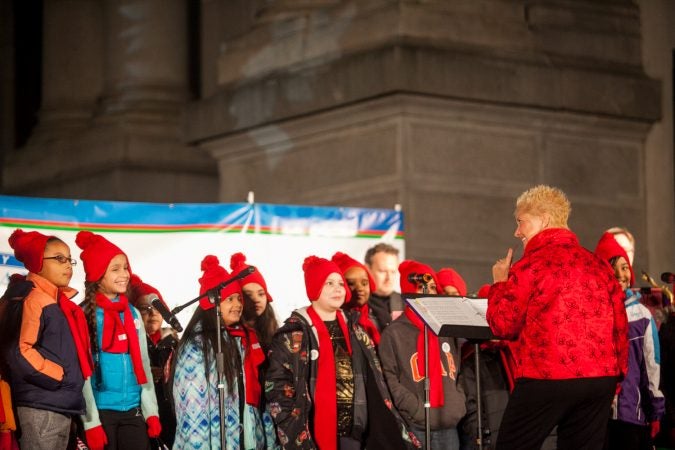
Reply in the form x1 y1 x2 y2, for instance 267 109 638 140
0 195 404 327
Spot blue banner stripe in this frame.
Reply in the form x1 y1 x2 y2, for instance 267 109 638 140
0 195 403 232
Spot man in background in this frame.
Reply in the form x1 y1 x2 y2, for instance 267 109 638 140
365 243 405 329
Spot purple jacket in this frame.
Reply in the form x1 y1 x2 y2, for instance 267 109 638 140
613 289 665 425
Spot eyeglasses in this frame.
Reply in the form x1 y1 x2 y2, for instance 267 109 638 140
43 255 77 266
137 305 156 314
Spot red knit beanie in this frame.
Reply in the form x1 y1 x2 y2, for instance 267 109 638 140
437 267 467 296
230 252 273 302
302 255 351 303
399 260 440 295
330 251 376 293
129 274 169 308
8 229 54 273
198 255 242 310
477 284 491 298
594 231 635 286
75 230 130 282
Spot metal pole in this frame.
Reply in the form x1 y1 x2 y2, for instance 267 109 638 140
421 284 431 450
424 324 431 450
209 290 227 450
475 342 483 450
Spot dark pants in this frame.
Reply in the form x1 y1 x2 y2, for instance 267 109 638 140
99 408 150 450
496 377 617 450
605 420 652 450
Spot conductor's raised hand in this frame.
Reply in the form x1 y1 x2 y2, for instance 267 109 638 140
492 248 513 283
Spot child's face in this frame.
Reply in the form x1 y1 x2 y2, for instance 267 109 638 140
136 294 163 335
220 293 243 326
344 266 370 306
98 254 130 299
612 256 631 291
242 282 267 316
443 285 460 296
415 281 437 294
315 272 346 313
38 240 74 288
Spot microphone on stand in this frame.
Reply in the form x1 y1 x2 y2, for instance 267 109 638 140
170 266 257 316
148 293 183 332
230 265 255 282
408 273 433 284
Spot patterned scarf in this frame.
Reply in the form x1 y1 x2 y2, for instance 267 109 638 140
306 306 352 450
226 325 265 408
404 306 444 407
95 293 147 385
58 292 93 378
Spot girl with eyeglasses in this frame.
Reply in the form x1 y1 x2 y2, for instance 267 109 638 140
75 231 161 450
0 229 91 450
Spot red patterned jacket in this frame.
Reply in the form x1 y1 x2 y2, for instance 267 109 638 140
487 228 628 380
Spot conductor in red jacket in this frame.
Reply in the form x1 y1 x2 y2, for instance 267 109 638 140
486 185 628 450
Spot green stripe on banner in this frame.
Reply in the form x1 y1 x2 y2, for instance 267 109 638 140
0 220 404 238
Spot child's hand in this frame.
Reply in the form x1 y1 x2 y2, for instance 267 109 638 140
651 420 660 439
85 425 107 450
146 415 162 438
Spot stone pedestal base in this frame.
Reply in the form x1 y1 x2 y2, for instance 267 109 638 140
202 94 649 289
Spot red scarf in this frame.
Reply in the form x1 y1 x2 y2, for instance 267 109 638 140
404 306 444 407
149 330 162 346
96 293 147 385
226 325 265 408
306 306 352 450
58 292 94 378
356 304 381 345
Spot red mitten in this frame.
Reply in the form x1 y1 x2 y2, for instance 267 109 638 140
650 420 661 439
146 415 162 438
85 425 107 450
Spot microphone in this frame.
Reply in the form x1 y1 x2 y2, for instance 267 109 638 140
661 272 675 284
148 293 183 332
233 265 255 280
407 273 433 284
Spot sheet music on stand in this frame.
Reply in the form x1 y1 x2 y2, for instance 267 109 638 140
405 295 494 339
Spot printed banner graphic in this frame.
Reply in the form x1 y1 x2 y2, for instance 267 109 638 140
0 195 404 325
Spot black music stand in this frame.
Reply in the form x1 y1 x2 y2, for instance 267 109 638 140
405 294 494 450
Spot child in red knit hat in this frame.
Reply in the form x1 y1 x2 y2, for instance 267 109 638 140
75 230 160 450
230 252 279 353
171 255 276 449
436 268 467 297
0 229 91 450
128 274 178 448
265 255 419 450
331 251 382 346
379 260 466 450
595 231 664 449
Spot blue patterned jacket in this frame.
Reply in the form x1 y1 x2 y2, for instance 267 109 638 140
172 324 279 450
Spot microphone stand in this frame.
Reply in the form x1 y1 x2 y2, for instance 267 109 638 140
171 266 255 316
170 266 254 449
209 288 227 450
421 283 431 450
474 341 484 450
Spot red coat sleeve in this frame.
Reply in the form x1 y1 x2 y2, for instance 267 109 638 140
486 265 534 340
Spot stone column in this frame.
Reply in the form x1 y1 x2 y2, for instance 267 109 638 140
31 0 103 142
98 0 188 127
